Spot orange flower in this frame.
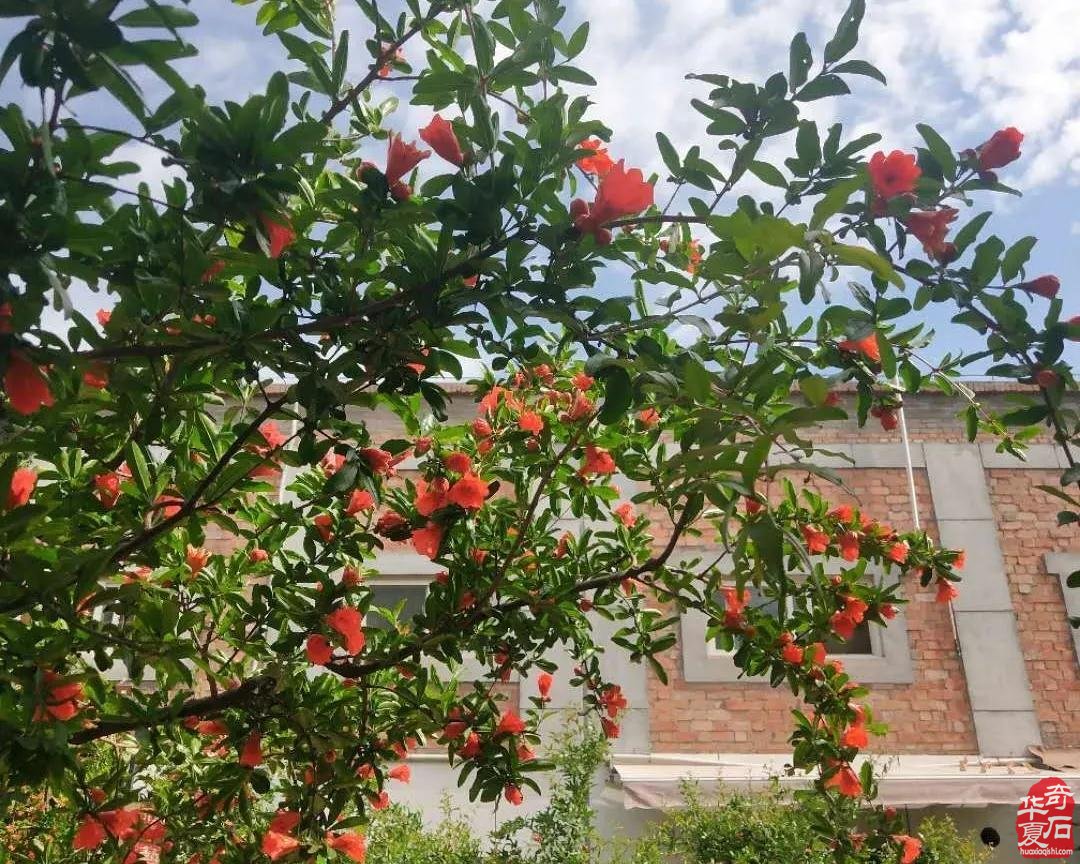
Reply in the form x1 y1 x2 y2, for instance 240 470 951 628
823 761 862 797
270 811 300 834
518 410 544 434
411 522 444 559
495 709 526 736
893 834 923 864
307 634 333 665
82 361 109 390
185 545 210 576
94 472 121 508
614 502 636 526
346 488 375 515
1019 275 1060 300
573 371 595 390
359 447 394 475
326 831 367 863
571 160 654 244
867 150 921 199
447 472 488 510
238 731 263 767
261 831 300 861
3 350 55 414
7 466 36 509
781 642 804 664
888 542 909 564
258 213 296 259
935 579 959 604
326 606 365 655
444 451 472 474
537 672 553 700
838 531 860 562
801 524 829 554
419 114 464 167
73 815 108 851
96 308 112 327
386 134 430 184
580 443 616 476
638 407 660 427
314 513 334 542
576 138 614 176
322 452 345 476
415 476 449 516
388 764 411 783
905 208 958 260
368 790 390 810
600 716 620 739
33 672 84 722
504 784 524 806
841 721 869 749
976 127 1023 171
838 332 881 363
459 732 482 758
472 417 493 437
598 683 628 718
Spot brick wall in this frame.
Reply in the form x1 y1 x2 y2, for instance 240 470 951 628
988 468 1080 747
646 468 979 754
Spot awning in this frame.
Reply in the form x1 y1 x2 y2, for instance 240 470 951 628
611 753 1080 809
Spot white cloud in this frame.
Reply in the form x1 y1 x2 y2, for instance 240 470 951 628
570 0 1079 193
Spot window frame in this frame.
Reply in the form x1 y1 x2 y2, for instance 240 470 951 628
681 562 914 684
1044 552 1080 667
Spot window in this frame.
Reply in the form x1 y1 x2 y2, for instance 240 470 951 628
707 585 873 658
1045 553 1080 667
682 565 913 684
366 581 428 629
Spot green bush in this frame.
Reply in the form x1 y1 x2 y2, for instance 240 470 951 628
630 784 991 864
364 804 482 864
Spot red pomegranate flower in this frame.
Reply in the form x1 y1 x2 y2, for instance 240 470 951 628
976 127 1023 171
867 150 921 199
419 115 464 167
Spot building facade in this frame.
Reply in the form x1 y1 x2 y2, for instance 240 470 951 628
196 382 1080 862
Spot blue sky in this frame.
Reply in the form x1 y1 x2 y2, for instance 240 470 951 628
0 0 1075 369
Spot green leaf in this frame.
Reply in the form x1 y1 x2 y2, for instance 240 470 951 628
565 22 589 59
795 75 850 102
789 32 813 91
952 211 992 256
799 375 831 406
691 100 745 134
552 65 596 85
915 123 956 177
1067 570 1080 589
597 366 632 424
656 132 680 175
970 236 1005 287
125 443 154 497
830 59 886 85
682 356 712 402
795 121 820 167
810 177 861 229
1000 236 1036 283
116 5 199 28
832 244 901 287
748 161 787 188
823 0 866 64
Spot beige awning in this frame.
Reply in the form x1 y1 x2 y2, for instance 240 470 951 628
611 753 1080 809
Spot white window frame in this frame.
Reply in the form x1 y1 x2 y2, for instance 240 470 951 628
1044 553 1080 667
681 561 913 684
